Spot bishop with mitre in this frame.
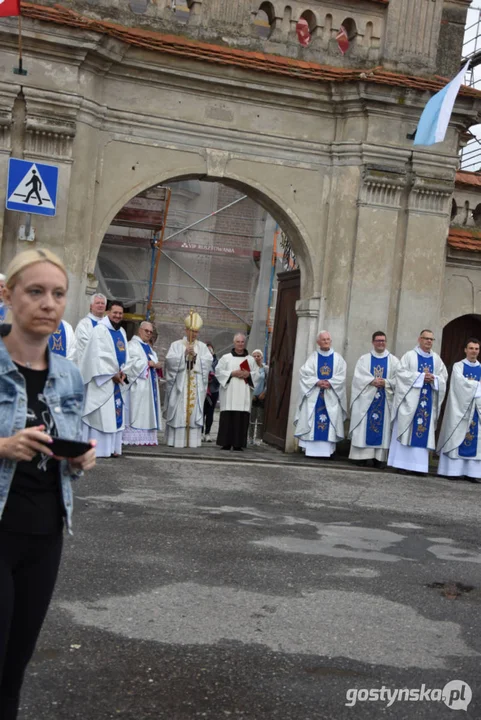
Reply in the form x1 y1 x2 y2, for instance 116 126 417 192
164 311 212 448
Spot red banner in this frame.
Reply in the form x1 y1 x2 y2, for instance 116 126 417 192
0 0 20 17
296 19 311 48
336 25 349 55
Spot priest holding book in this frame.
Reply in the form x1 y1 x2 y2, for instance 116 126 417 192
215 333 259 451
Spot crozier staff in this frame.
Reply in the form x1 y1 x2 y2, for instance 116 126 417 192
0 249 95 720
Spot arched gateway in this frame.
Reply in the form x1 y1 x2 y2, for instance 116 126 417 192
0 0 479 451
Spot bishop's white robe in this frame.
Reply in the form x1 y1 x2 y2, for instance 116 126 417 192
49 320 77 363
388 347 447 473
437 360 481 479
294 349 347 457
215 352 260 448
80 317 130 457
123 335 162 446
349 350 399 462
164 338 212 448
75 313 102 365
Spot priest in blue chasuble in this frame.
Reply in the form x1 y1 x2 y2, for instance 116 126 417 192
349 331 399 468
294 331 347 457
48 319 77 362
437 338 481 481
388 330 447 474
80 300 130 458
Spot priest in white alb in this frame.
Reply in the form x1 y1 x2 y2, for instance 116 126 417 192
74 292 107 364
215 333 259 451
388 329 447 474
80 301 130 458
123 321 163 446
294 331 347 458
48 319 77 362
437 337 481 481
349 331 399 468
164 312 212 448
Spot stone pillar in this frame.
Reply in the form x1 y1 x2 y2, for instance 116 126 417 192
345 163 408 375
394 170 454 357
285 296 320 452
249 214 277 353
384 0 443 72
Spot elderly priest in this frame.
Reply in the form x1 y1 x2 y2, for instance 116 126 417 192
348 331 399 468
74 292 107 364
437 338 481 481
294 330 347 458
164 312 212 448
123 321 163 447
215 333 259 451
388 329 447 474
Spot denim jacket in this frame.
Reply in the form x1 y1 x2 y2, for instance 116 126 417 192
0 330 84 533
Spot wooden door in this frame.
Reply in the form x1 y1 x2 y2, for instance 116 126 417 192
440 314 481 372
263 269 300 450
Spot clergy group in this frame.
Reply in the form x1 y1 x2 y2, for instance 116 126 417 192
295 329 481 481
40 293 481 479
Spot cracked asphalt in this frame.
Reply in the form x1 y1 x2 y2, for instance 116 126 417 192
18 453 481 719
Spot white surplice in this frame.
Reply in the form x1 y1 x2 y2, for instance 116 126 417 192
164 337 212 448
437 359 481 479
75 313 102 365
215 353 260 412
79 316 130 457
294 349 347 457
123 335 162 446
349 350 399 462
388 347 447 473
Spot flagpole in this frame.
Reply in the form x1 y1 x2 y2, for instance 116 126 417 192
14 12 27 76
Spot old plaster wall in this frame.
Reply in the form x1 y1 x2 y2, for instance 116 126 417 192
442 265 481 327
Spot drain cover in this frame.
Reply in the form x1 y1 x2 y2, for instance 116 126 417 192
427 581 474 599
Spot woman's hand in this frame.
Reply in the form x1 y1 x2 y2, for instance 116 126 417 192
0 425 53 462
68 440 97 472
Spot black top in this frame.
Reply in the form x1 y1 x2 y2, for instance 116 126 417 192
0 363 64 534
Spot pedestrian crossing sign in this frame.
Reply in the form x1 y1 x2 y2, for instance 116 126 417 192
6 158 59 216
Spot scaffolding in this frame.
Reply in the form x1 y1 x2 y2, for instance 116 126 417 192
460 4 481 170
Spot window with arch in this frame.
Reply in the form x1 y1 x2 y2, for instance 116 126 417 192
341 17 357 43
300 9 317 33
254 2 275 38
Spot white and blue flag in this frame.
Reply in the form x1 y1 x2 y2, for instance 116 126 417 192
413 61 470 146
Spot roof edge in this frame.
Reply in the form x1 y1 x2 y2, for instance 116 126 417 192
16 2 481 99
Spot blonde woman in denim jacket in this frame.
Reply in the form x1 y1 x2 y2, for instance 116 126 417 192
0 249 96 720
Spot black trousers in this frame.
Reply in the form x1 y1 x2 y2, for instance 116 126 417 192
203 393 219 435
0 530 63 720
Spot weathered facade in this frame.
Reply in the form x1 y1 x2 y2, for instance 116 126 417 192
0 0 478 450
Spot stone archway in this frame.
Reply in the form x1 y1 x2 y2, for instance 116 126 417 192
86 162 314 452
84 146 316 306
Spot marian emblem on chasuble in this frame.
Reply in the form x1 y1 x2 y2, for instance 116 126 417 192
320 363 331 377
116 339 125 352
50 330 64 352
373 364 385 379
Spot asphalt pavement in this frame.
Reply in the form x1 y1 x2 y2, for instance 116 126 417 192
19 449 481 720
